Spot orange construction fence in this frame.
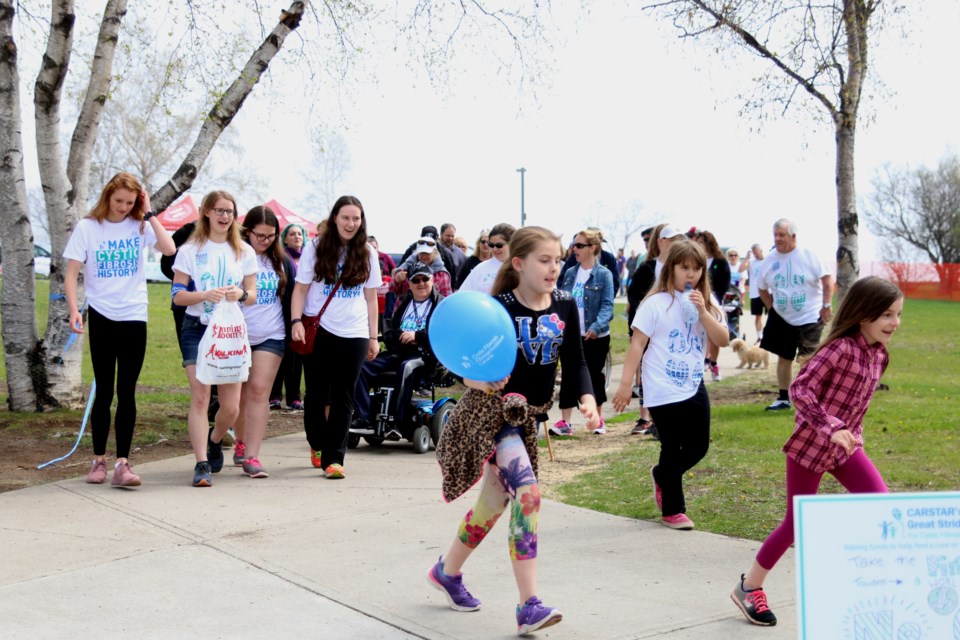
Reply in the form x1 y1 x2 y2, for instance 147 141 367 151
862 262 960 302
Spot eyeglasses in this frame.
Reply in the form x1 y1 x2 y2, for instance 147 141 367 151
487 242 506 249
211 208 235 218
410 276 431 284
573 242 593 250
250 231 277 243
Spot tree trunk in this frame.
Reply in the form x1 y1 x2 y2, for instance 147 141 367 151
152 1 306 210
0 1 43 411
37 0 127 410
834 117 859 301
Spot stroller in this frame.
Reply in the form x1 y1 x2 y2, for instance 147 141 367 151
721 285 744 341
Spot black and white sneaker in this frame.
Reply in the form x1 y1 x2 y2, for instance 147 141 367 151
765 399 792 411
730 574 777 626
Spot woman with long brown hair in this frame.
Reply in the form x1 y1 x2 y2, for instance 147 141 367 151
64 172 176 487
172 190 258 487
290 195 381 479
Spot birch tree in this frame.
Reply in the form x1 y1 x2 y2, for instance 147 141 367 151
647 0 899 299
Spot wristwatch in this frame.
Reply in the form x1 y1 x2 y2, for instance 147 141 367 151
143 210 157 220
239 290 249 303
822 302 832 309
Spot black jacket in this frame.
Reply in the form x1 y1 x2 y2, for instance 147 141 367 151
626 258 656 329
161 222 197 310
708 258 731 303
383 289 443 364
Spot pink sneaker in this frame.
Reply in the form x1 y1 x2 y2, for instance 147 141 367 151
548 420 572 436
650 466 663 511
86 459 107 484
233 440 246 466
591 417 607 435
662 513 695 530
111 460 141 488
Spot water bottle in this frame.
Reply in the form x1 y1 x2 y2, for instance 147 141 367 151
681 283 698 324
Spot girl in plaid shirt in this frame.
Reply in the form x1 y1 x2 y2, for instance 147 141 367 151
730 276 904 626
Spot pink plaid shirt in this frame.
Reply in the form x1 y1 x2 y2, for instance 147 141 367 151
782 333 889 473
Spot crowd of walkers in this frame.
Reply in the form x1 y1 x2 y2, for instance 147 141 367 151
63 172 901 633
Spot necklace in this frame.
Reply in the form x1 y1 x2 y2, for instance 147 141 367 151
513 287 549 311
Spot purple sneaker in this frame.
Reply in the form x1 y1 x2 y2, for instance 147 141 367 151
427 556 481 612
516 597 562 635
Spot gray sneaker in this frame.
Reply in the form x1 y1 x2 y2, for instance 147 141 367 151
765 399 792 411
427 556 481 611
242 457 269 479
731 574 777 626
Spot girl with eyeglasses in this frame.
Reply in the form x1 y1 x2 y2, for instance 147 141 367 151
172 190 258 487
64 172 176 488
227 206 297 478
458 223 515 294
290 195 381 479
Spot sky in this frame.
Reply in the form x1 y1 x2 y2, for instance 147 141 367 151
19 2 960 265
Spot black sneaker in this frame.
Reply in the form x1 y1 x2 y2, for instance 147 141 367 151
207 428 224 473
640 424 659 440
631 418 651 435
730 574 777 626
193 461 213 487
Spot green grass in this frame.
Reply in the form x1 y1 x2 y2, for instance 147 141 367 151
554 298 960 541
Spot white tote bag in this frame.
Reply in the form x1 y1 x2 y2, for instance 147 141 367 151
195 302 252 385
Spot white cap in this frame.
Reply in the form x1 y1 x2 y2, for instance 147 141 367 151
415 236 438 254
659 226 685 240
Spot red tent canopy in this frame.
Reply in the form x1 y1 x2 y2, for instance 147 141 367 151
240 199 318 237
157 195 199 230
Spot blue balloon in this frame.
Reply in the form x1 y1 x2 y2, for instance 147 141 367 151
428 291 516 382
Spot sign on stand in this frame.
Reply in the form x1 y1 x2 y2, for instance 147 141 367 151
795 492 960 639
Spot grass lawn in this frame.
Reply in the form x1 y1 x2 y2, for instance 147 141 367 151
554 297 960 541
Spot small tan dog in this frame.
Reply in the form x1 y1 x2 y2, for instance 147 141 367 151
730 338 770 369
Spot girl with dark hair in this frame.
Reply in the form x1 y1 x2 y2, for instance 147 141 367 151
269 223 307 411
694 229 731 381
64 172 176 487
172 190 258 487
429 226 597 635
458 223 515 294
290 195 381 478
613 240 729 530
230 206 296 478
730 276 903 627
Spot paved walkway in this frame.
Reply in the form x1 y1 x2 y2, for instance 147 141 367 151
1 347 795 639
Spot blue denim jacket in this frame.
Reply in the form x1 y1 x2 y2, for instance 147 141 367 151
560 262 615 335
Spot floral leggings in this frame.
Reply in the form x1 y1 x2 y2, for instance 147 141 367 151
457 426 541 560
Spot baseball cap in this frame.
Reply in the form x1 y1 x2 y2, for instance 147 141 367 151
659 226 685 240
415 236 438 254
407 262 432 279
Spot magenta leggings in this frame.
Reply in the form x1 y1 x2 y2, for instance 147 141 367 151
756 449 887 570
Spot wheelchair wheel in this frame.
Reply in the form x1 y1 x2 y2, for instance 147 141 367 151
347 434 361 449
430 402 455 447
412 425 431 454
364 435 384 447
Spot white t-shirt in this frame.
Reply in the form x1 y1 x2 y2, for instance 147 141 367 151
757 247 831 326
397 298 433 332
242 254 285 345
459 257 503 295
63 217 158 322
571 266 592 336
296 241 381 339
748 258 764 299
632 290 724 408
173 239 258 324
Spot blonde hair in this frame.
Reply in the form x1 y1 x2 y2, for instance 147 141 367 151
189 190 245 258
492 226 563 296
88 172 146 233
576 227 603 256
645 223 668 261
643 239 720 317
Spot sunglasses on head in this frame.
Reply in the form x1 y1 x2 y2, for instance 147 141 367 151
410 276 431 284
420 239 436 247
487 242 506 249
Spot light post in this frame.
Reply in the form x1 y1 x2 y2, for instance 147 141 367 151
516 167 526 227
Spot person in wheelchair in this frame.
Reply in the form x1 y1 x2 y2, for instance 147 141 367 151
353 262 443 429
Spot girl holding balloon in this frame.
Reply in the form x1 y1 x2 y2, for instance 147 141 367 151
429 226 598 635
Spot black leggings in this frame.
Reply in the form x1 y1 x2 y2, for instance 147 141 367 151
302 331 368 468
87 306 147 458
559 334 609 408
648 383 710 517
271 346 303 404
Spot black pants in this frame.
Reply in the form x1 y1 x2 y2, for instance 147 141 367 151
88 307 147 458
271 345 303 404
648 383 710 517
558 334 610 408
302 332 368 468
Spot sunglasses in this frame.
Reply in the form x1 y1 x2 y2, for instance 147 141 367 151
419 240 436 247
728 253 738 257
487 242 506 249
410 276 431 284
642 236 651 243
573 242 593 249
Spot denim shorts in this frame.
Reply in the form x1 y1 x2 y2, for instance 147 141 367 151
179 314 206 367
251 338 285 358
